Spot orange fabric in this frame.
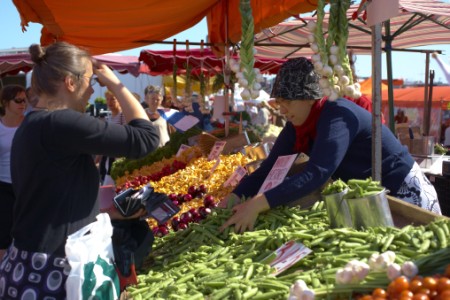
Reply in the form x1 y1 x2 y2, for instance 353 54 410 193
381 86 450 108
359 77 388 95
13 0 318 55
207 0 320 55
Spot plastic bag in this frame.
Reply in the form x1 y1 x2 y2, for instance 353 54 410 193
65 213 120 300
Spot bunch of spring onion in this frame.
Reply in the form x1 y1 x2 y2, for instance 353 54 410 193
231 0 264 100
307 0 362 101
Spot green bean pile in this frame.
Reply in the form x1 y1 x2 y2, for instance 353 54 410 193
126 202 450 299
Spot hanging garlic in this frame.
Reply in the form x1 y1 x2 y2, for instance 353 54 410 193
240 88 251 100
334 65 344 76
329 90 339 101
339 75 350 85
253 82 262 90
311 54 321 63
308 34 316 43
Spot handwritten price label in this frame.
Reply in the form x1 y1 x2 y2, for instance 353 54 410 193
176 144 191 157
257 154 297 194
261 241 312 276
208 141 226 161
223 166 247 187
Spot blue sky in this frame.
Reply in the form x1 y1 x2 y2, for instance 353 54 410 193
2 0 450 83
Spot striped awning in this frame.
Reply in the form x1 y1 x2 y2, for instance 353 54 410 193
254 0 450 59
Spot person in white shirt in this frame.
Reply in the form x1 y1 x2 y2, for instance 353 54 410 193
0 85 26 260
144 85 175 147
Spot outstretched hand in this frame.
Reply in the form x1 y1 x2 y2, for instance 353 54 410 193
219 194 270 234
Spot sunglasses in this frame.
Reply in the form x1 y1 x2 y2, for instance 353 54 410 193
83 75 98 87
12 98 27 104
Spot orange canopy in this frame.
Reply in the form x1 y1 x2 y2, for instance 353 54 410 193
381 86 450 108
359 77 388 95
13 0 319 55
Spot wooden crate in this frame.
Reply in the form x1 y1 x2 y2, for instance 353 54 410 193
388 195 448 227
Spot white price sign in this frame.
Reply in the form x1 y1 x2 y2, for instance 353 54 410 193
223 166 247 187
208 141 226 161
257 154 297 194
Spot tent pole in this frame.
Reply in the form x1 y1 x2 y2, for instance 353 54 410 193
371 23 383 182
423 53 431 136
385 21 395 134
223 0 230 137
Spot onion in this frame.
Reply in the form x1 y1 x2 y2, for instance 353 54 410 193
333 65 344 76
319 78 330 88
253 82 262 90
256 74 264 82
235 72 244 79
401 261 418 278
311 54 321 63
339 76 350 85
238 78 249 87
314 61 324 72
307 34 316 43
329 90 339 101
310 43 319 53
250 89 260 99
322 65 333 77
329 54 338 65
387 263 402 280
307 21 317 32
330 45 339 55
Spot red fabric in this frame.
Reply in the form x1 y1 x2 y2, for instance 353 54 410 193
293 98 326 153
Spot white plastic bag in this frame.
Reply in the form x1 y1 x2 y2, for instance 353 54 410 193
65 213 120 300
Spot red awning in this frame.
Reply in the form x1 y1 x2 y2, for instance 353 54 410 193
0 53 142 77
139 48 285 76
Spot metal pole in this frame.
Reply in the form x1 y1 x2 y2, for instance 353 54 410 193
223 0 230 137
423 53 431 136
385 21 395 134
371 23 383 182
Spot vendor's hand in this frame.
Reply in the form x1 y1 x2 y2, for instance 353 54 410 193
102 205 147 220
219 194 270 234
218 193 241 209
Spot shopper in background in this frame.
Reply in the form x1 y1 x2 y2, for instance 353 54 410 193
220 57 440 234
0 85 26 260
98 90 126 185
144 85 175 147
0 42 159 298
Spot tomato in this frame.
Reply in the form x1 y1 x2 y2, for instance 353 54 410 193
393 276 410 293
437 277 450 293
372 288 387 298
423 276 438 292
410 279 424 294
360 295 373 300
399 290 414 298
444 265 450 278
417 288 431 296
439 290 450 300
411 293 430 300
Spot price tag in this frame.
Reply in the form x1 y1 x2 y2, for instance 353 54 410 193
173 115 200 132
223 166 247 187
257 154 297 194
176 144 190 157
208 141 227 161
261 241 312 276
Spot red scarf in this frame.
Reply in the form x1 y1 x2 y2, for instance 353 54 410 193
293 98 326 153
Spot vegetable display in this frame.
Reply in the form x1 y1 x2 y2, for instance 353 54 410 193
126 202 450 299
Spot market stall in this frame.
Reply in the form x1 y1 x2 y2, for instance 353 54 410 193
9 1 450 299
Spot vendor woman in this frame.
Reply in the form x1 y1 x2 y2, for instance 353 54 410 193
220 57 441 234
